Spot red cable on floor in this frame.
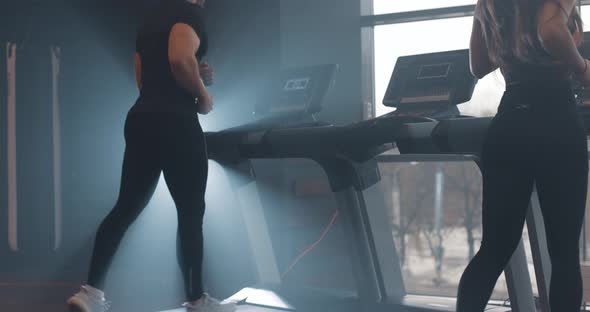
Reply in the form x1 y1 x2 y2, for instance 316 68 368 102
281 209 340 279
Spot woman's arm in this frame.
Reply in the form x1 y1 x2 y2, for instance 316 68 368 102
134 53 142 90
470 21 497 78
537 0 587 73
168 22 209 100
470 1 497 79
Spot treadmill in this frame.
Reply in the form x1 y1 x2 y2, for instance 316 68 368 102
366 50 519 312
202 67 451 311
375 49 537 312
202 49 492 312
204 64 345 312
205 124 431 312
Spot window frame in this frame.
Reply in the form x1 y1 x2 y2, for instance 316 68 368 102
362 1 589 26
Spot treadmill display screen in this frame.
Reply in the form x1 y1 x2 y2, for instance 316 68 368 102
273 77 315 113
383 49 476 109
266 64 338 115
284 78 311 91
418 63 451 79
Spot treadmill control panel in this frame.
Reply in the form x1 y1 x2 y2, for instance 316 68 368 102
383 49 476 116
267 64 339 115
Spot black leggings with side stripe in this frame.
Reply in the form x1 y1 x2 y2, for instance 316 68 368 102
87 112 208 301
456 81 589 311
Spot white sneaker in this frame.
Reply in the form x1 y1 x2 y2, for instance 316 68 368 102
182 293 236 312
67 286 111 312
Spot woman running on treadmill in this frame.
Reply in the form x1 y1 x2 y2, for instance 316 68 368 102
66 0 235 311
457 0 590 311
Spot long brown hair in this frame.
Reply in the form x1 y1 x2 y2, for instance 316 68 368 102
480 0 583 67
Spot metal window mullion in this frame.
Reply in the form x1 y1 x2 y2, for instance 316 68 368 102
361 0 376 120
361 5 476 27
361 27 375 120
362 2 590 27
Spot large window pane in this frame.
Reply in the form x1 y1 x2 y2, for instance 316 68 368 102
373 0 476 15
376 160 539 300
582 5 590 25
374 17 504 117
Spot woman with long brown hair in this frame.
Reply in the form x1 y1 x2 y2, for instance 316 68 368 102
458 0 590 311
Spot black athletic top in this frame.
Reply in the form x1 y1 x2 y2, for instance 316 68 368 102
502 15 580 85
130 0 208 114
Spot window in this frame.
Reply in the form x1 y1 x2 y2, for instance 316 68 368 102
375 160 533 300
373 0 477 15
582 5 590 25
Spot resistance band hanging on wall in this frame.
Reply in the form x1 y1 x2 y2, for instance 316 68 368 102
4 42 62 256
6 42 17 253
51 45 62 252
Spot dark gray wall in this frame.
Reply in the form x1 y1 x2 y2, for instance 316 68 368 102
204 0 280 130
280 0 363 124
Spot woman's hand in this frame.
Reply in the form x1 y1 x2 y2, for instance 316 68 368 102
575 59 590 87
197 92 213 115
573 29 583 47
199 62 214 86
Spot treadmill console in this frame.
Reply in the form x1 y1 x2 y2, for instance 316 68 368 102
263 64 339 116
223 64 338 132
382 49 477 119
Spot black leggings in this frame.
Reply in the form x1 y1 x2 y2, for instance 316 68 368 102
87 112 208 301
456 82 589 311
